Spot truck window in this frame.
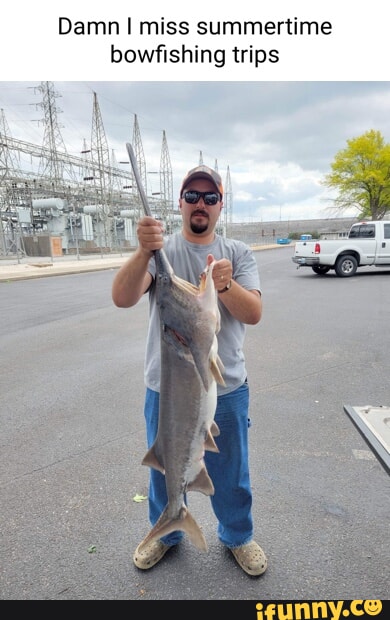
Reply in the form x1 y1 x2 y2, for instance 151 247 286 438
359 225 375 238
350 224 375 238
384 224 390 239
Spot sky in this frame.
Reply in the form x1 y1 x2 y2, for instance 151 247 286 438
1 81 390 223
0 0 388 223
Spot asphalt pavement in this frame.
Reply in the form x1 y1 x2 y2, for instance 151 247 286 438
1 245 389 601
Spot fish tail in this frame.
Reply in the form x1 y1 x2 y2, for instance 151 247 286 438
138 505 208 552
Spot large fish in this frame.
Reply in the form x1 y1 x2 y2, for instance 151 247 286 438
125 143 225 552
140 251 225 552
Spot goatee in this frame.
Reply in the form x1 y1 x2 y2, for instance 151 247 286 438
190 221 208 234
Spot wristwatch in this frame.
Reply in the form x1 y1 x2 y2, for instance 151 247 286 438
218 279 232 294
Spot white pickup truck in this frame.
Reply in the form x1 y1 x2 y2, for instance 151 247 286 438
292 220 390 277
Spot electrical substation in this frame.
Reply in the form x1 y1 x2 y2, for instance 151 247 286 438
0 82 233 258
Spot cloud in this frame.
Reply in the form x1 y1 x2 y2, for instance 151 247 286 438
1 81 390 222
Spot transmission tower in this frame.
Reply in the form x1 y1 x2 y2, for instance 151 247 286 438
90 91 115 248
90 91 111 200
224 165 233 231
80 138 93 181
132 114 147 196
36 81 76 186
159 130 173 223
0 109 20 182
0 111 26 256
110 149 125 194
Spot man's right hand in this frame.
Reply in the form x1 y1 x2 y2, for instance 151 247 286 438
137 216 164 255
112 216 161 307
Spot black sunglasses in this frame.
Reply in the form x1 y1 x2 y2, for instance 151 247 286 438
182 190 221 206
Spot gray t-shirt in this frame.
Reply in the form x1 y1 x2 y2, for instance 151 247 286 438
144 232 261 395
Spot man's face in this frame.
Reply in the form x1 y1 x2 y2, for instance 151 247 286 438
179 178 223 235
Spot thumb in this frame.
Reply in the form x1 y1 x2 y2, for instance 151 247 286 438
207 253 215 266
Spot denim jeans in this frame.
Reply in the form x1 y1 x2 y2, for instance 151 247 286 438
143 381 254 548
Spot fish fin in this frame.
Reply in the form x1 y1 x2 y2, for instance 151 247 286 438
172 274 200 295
141 446 165 474
210 420 220 436
182 508 208 551
210 356 226 386
204 429 220 453
187 465 215 495
190 348 211 391
138 505 208 552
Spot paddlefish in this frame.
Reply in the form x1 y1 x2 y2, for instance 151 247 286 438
126 142 225 552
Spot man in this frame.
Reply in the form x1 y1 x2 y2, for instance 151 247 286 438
112 164 267 576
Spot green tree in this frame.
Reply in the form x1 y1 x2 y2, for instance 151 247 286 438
322 129 390 219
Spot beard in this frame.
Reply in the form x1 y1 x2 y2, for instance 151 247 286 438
190 221 209 234
190 209 209 234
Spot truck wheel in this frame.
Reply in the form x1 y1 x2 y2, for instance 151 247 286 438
335 255 358 277
312 265 330 275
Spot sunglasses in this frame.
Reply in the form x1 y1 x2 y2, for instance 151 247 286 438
182 190 221 206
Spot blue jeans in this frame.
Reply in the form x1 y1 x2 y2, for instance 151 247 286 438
143 381 254 548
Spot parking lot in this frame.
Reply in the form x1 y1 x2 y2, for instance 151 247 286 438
0 246 389 600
